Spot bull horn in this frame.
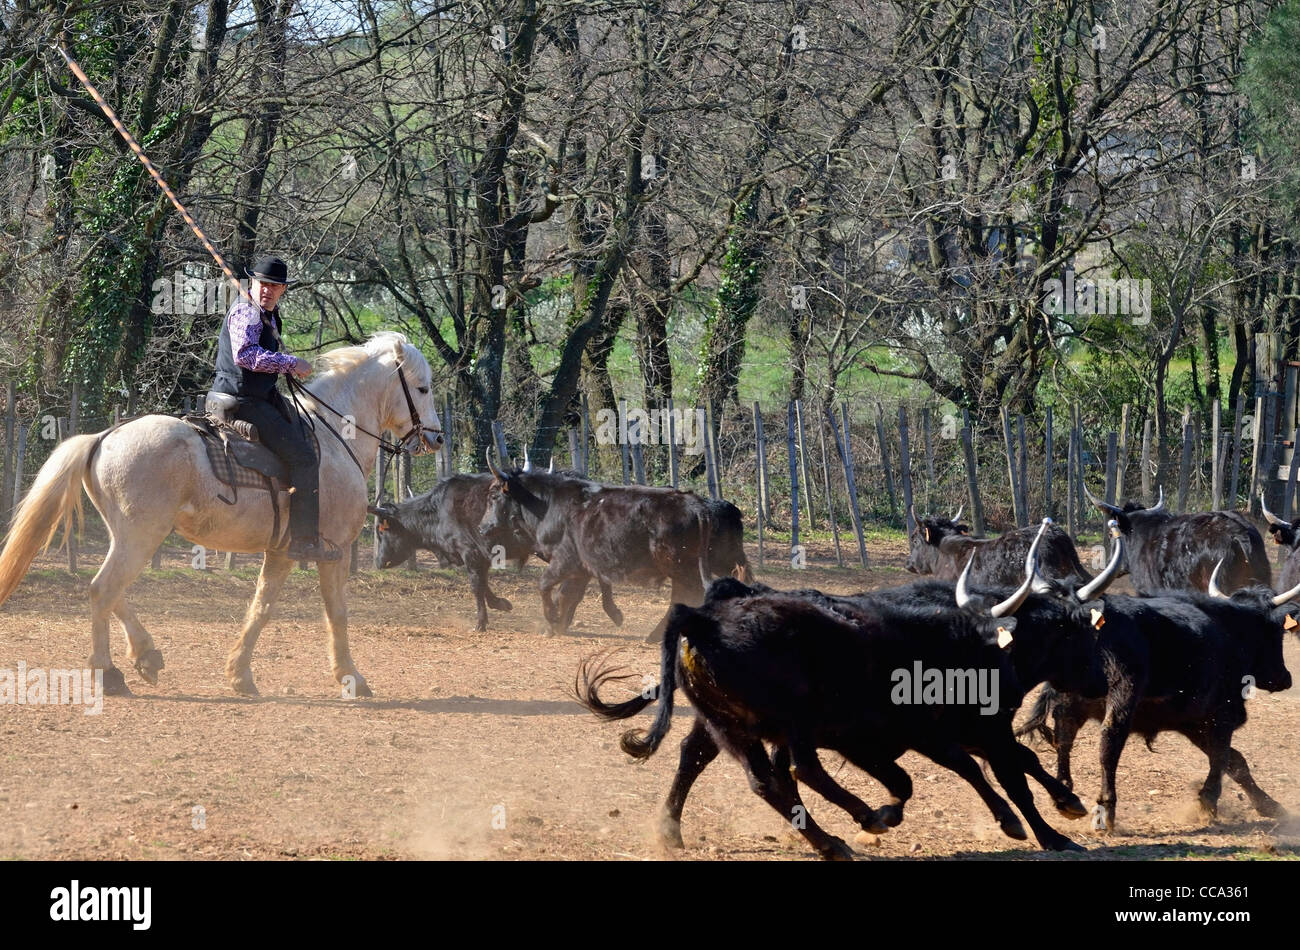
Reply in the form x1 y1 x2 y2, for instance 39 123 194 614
1261 492 1287 527
1075 521 1124 601
955 553 977 608
1083 482 1123 518
1148 485 1165 513
367 504 395 518
485 447 505 480
1272 567 1300 606
989 518 1048 618
548 456 555 474
1208 559 1230 600
1025 518 1052 577
522 447 532 472
951 503 964 523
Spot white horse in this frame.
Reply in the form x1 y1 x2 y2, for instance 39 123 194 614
0 332 442 697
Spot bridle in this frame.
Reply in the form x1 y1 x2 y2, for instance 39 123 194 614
286 364 442 472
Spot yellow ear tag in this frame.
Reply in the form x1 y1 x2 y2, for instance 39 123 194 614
1090 608 1105 629
1285 615 1298 631
996 626 1013 648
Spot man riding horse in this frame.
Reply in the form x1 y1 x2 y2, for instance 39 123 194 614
210 255 340 562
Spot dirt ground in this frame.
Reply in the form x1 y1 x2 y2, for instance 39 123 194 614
3 535 1300 862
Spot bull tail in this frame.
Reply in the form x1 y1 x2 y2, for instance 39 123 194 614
576 603 694 760
697 507 714 589
0 433 99 607
1014 684 1059 746
1243 532 1272 587
733 554 755 584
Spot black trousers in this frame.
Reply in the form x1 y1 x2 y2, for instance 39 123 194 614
233 391 320 542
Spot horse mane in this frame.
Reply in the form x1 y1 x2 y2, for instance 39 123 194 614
303 332 428 416
314 331 411 376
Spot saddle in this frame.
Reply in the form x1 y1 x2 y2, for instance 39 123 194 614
181 391 319 546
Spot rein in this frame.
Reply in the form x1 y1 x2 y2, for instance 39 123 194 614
285 364 436 471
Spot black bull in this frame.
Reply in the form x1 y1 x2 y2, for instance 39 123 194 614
479 464 734 636
370 473 618 632
1087 486 1270 593
906 510 1092 585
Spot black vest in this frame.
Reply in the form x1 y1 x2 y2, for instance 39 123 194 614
213 306 282 399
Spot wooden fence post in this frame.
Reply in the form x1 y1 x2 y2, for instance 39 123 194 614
631 415 647 485
922 407 936 512
1044 405 1054 520
753 403 765 567
373 447 388 569
959 414 985 536
2 379 13 526
666 398 679 488
787 402 799 562
618 400 630 485
400 450 417 569
1210 401 1222 511
754 402 770 522
818 411 843 567
1117 403 1131 502
795 399 814 527
441 395 453 474
829 405 867 566
1228 394 1245 508
61 408 77 574
875 402 898 520
705 399 721 501
1140 418 1153 504
1066 423 1077 541
1177 412 1194 514
898 405 914 537
1001 406 1024 527
1016 414 1028 522
1249 395 1265 513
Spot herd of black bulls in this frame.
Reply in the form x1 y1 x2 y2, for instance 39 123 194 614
372 463 1300 860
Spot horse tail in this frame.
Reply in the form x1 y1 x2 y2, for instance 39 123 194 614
0 433 100 606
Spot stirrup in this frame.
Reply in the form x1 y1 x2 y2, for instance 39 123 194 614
287 536 343 563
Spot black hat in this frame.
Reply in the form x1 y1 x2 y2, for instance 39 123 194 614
246 255 294 285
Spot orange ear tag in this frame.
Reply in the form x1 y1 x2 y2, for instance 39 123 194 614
1285 615 1298 631
996 626 1013 648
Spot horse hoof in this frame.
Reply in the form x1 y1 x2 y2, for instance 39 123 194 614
341 676 374 698
133 649 165 685
101 667 131 697
230 673 259 697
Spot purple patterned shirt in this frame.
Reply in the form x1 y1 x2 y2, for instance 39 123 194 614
226 300 298 374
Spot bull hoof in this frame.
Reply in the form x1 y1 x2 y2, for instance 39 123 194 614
1196 796 1218 823
1044 834 1085 852
1055 794 1089 819
875 804 905 828
1090 804 1115 833
1254 798 1287 819
132 649 165 685
859 811 892 835
490 597 513 612
658 816 685 850
340 674 374 698
101 667 131 697
999 815 1028 840
229 671 259 697
608 608 625 628
818 836 856 861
